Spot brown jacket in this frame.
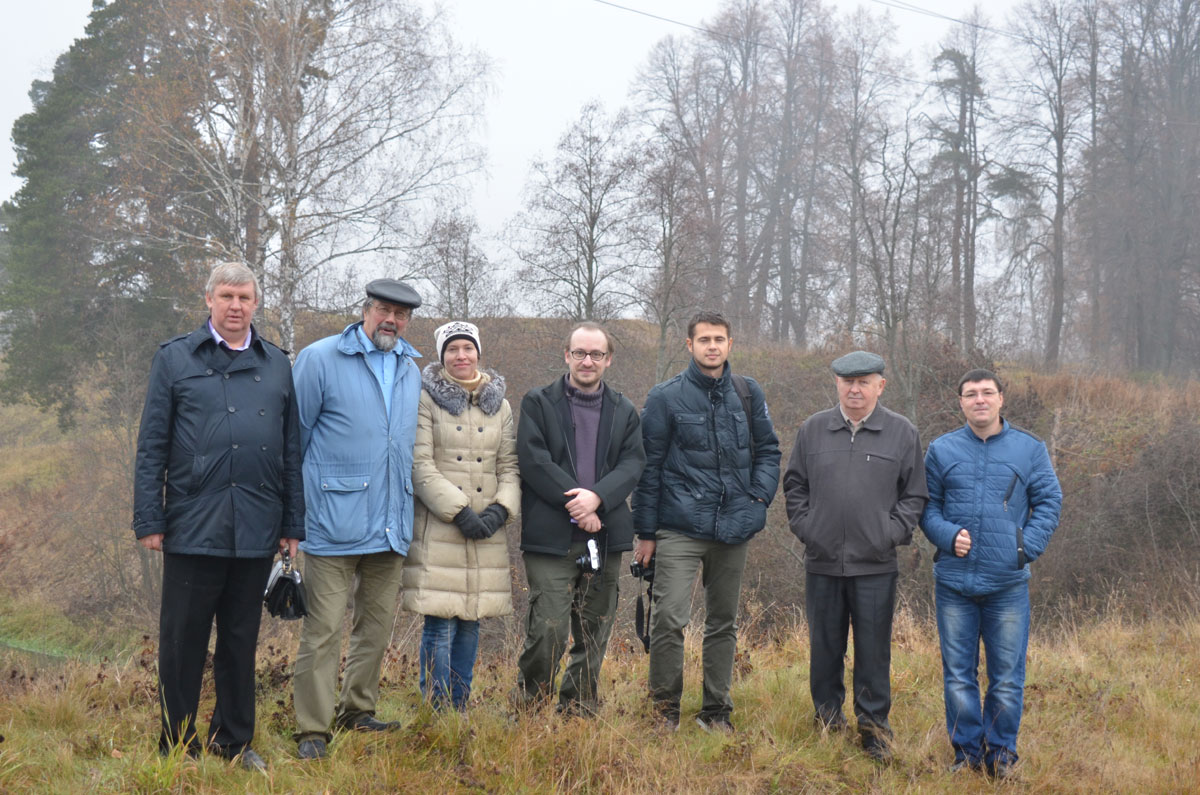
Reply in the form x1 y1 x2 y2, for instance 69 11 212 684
401 364 520 619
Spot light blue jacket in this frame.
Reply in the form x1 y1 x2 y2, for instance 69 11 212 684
294 323 422 556
921 420 1062 596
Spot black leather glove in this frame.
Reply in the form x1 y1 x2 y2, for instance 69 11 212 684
479 504 509 537
453 506 489 540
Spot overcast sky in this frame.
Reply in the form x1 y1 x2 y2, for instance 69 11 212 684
1 0 1017 237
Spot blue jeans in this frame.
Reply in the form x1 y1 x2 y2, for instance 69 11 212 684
935 579 1030 766
419 616 480 710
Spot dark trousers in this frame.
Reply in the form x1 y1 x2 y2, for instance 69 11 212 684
158 553 273 756
806 570 898 736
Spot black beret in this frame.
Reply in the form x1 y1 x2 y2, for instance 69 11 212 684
831 350 885 377
365 278 422 308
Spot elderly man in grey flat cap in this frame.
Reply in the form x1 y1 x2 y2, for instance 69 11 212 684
291 279 423 759
782 351 928 762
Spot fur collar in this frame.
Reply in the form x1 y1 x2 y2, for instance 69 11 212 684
422 363 506 416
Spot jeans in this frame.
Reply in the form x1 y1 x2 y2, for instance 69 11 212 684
648 530 749 720
419 616 480 710
935 579 1031 766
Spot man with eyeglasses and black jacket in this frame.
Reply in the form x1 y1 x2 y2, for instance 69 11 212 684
513 321 645 717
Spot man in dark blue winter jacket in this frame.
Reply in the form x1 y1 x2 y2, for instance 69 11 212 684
921 369 1062 779
631 311 781 732
133 262 304 771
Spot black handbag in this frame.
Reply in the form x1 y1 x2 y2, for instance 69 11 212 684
264 549 308 620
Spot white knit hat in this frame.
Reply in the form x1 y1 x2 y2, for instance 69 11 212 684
434 321 481 362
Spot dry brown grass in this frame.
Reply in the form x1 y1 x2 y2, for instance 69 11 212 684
3 609 1198 793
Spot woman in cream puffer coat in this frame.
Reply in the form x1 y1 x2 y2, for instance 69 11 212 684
402 321 520 709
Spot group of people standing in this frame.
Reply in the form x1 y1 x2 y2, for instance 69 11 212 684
133 262 1061 779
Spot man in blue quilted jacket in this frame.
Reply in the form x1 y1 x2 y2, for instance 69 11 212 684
921 369 1062 779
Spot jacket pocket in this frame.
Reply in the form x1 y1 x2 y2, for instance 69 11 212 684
189 454 207 495
673 412 709 451
732 411 750 448
316 474 371 544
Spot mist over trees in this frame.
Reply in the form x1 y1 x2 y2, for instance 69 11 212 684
4 0 1200 415
496 0 1200 382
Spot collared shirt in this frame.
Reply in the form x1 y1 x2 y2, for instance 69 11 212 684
356 325 400 416
839 405 875 439
207 318 252 351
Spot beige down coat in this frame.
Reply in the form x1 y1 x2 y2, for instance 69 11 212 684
401 364 520 620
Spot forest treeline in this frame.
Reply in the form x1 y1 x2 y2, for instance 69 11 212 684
1 315 1197 639
3 0 1200 433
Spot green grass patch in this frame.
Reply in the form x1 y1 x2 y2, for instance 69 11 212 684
0 593 139 662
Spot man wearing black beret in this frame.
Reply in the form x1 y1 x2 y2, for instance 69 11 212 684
291 278 423 759
782 351 928 762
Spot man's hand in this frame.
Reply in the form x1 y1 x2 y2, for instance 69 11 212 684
633 538 656 566
577 513 602 533
280 538 300 558
564 488 602 520
954 528 972 557
138 533 164 552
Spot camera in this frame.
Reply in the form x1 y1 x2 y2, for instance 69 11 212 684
575 538 602 574
629 555 655 582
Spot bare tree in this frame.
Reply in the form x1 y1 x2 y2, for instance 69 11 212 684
1008 0 1087 371
629 143 705 381
417 207 509 320
510 102 641 321
125 0 488 350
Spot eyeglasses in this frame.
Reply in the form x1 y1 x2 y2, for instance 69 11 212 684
372 303 412 320
568 349 609 361
960 390 1000 400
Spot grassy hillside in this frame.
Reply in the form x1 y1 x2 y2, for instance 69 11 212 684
1 611 1197 793
2 320 1199 791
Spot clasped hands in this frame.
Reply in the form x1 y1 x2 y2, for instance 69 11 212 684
564 487 602 533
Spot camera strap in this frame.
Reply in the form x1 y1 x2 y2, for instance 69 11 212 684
635 577 653 654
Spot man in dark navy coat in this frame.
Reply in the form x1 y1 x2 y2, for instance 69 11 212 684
133 261 304 771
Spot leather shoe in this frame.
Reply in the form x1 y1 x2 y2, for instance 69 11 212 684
297 738 326 760
949 759 981 773
238 748 267 772
861 734 894 764
344 714 401 732
988 756 1017 779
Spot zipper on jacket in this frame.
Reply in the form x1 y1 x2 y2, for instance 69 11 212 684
1003 472 1026 568
710 386 727 534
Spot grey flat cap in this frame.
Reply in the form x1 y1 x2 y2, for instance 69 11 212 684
831 350 885 377
365 278 422 308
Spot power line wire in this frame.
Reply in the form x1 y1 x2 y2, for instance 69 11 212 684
588 0 1200 129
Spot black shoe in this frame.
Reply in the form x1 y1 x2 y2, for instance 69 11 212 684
556 700 598 719
949 759 981 773
861 733 894 764
696 714 735 734
342 714 401 732
813 714 847 733
651 700 680 731
987 755 1017 779
297 737 327 760
237 748 267 772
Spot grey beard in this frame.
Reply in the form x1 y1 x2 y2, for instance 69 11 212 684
372 328 398 352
